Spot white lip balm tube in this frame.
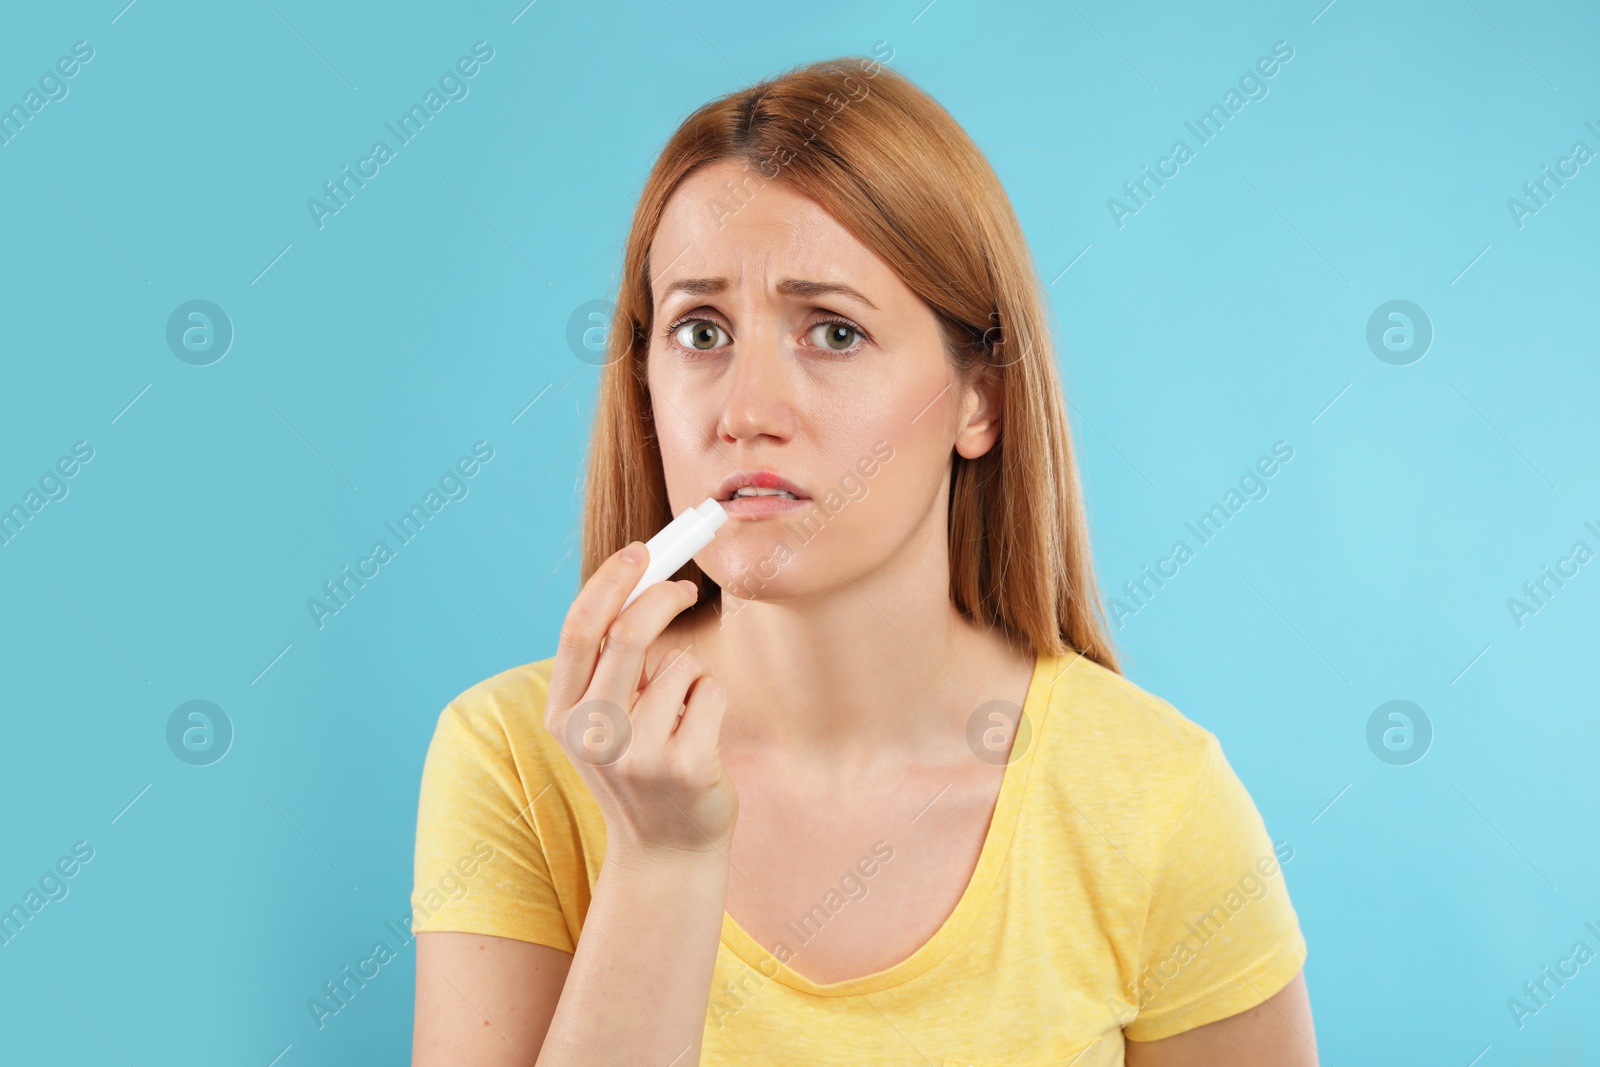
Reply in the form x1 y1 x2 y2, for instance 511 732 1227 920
620 497 729 613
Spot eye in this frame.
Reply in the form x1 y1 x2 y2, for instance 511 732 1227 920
808 317 866 353
667 319 730 352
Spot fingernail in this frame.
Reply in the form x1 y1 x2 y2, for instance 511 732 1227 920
620 541 643 563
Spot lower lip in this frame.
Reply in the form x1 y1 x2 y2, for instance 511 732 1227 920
721 494 811 519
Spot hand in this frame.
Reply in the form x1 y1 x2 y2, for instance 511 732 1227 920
544 541 738 859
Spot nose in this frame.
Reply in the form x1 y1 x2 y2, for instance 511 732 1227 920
716 325 795 445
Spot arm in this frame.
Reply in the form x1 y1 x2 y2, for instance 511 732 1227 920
1124 968 1317 1067
537 843 730 1064
413 543 737 1065
413 934 572 1064
413 842 729 1066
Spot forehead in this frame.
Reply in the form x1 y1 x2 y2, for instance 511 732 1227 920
649 160 900 305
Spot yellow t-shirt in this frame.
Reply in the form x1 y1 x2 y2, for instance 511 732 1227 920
411 647 1308 1065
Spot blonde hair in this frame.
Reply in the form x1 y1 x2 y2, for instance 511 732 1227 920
579 55 1121 673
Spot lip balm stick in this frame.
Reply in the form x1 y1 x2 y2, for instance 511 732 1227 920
620 497 729 613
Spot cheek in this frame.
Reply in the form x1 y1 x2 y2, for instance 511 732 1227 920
823 368 954 476
650 397 697 470
646 361 709 479
802 376 959 542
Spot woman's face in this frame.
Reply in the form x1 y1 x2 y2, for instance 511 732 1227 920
644 159 999 608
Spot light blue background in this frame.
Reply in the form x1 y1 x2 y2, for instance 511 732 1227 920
2 0 1596 1063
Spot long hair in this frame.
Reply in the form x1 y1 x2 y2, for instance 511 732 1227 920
578 55 1121 673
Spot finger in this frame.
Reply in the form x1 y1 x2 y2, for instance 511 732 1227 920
628 645 707 753
670 673 728 756
547 541 649 714
587 578 700 709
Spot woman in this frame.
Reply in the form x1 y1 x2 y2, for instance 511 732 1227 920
411 55 1315 1066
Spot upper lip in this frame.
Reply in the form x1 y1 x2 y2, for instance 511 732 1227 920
716 469 809 501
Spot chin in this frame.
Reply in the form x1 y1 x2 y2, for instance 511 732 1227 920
705 558 792 603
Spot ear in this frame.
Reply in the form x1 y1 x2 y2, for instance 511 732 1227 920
953 367 1002 460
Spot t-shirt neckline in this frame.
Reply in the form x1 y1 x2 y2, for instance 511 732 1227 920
716 646 1061 998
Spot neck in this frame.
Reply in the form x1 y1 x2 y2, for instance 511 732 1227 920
672 540 1032 775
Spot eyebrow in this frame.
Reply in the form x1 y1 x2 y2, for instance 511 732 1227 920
658 276 880 312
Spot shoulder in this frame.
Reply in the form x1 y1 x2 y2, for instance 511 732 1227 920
413 655 591 948
418 654 603 851
443 656 556 726
1038 651 1218 788
1026 652 1232 853
425 655 566 782
1032 660 1308 1041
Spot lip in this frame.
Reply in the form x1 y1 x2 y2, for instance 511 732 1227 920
714 469 810 503
720 494 812 520
714 469 811 522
